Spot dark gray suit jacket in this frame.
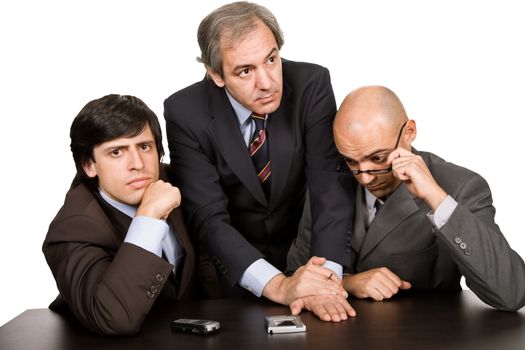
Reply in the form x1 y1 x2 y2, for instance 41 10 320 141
164 60 354 288
288 150 525 311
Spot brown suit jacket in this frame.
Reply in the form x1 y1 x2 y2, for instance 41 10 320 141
42 182 195 335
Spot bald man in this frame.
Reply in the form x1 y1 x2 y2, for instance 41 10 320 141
288 86 525 311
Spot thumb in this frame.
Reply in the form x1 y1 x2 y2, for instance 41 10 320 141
307 256 327 266
400 281 412 290
289 298 305 315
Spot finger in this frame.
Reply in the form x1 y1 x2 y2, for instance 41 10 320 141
341 299 357 317
306 256 327 266
322 302 341 322
387 148 401 164
388 147 414 163
400 281 412 290
327 271 344 284
303 264 344 283
332 300 349 321
379 268 403 285
375 271 406 298
378 269 406 294
289 299 304 315
295 268 345 292
392 164 410 181
367 286 386 301
374 280 396 299
302 263 336 275
300 287 346 299
290 270 347 298
310 302 332 322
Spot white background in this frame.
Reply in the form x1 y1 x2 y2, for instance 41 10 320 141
1 0 524 326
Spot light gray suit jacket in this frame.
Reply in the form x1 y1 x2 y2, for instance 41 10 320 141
287 150 525 311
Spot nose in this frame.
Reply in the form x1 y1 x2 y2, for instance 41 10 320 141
255 68 272 90
357 172 375 185
129 148 144 171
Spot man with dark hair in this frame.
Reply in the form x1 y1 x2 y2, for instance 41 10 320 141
164 1 355 321
43 94 195 335
288 86 525 311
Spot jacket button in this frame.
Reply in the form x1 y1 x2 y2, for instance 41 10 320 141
147 291 155 299
155 274 163 282
459 242 467 250
150 286 158 294
345 248 350 254
465 248 472 256
454 237 462 244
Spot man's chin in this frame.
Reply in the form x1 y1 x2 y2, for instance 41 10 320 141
121 191 145 207
367 186 387 198
254 96 281 115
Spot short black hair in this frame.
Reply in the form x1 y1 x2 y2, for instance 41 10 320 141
70 94 164 190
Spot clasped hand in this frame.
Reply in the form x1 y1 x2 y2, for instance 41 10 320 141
343 267 411 301
263 256 356 322
136 180 181 219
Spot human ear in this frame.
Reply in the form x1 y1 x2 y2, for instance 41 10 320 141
206 66 225 88
83 159 98 178
404 119 417 146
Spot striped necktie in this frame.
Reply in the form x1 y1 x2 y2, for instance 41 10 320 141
249 113 271 197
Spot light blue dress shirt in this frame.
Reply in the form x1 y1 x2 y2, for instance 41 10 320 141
225 89 342 297
99 189 184 274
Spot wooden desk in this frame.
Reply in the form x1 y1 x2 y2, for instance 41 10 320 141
1 291 524 350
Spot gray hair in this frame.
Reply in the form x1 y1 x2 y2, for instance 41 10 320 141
197 1 284 78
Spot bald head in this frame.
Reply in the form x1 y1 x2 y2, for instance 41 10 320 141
335 86 408 140
334 86 414 198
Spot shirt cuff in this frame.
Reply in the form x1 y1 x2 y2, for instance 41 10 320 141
239 259 281 297
426 195 458 230
323 260 343 279
123 216 170 257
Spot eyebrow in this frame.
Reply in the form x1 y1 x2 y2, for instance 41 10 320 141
345 149 391 162
232 47 278 73
102 140 154 152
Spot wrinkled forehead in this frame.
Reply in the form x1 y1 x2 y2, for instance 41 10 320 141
335 121 396 159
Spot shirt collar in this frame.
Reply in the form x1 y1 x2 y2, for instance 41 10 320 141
364 188 386 211
99 188 137 218
225 88 253 128
364 188 378 212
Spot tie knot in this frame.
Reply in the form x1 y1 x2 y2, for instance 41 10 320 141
251 113 266 130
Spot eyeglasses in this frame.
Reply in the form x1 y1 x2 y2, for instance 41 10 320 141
339 121 407 176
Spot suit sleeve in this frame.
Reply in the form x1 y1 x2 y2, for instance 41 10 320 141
164 101 264 286
304 67 355 266
43 216 174 335
438 173 525 311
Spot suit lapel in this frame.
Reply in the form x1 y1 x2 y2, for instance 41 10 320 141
351 186 369 256
94 192 132 245
267 82 294 208
358 183 420 260
205 82 268 206
167 208 194 298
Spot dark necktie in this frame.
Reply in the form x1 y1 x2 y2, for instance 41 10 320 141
249 113 271 197
374 198 384 215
